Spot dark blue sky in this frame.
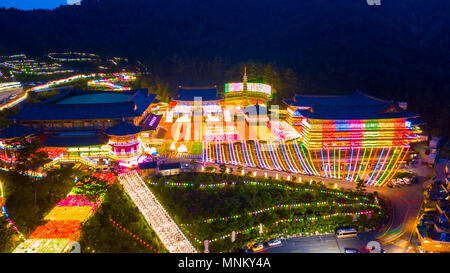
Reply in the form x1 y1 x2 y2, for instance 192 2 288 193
0 0 70 10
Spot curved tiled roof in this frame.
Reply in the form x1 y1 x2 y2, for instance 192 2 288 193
104 122 142 136
295 104 419 120
175 86 221 101
10 89 156 121
10 102 139 120
0 123 36 139
42 134 108 147
287 91 392 107
284 91 419 120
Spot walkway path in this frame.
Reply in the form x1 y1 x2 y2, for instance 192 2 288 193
118 171 197 253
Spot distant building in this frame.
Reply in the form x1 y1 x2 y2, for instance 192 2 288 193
158 162 181 176
2 89 160 167
138 161 158 176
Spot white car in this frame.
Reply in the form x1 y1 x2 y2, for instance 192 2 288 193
268 239 282 247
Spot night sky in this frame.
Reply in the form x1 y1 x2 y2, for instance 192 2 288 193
0 0 70 10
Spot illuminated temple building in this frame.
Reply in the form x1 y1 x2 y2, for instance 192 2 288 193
0 78 424 187
204 91 423 187
1 89 160 167
163 81 276 143
163 86 227 142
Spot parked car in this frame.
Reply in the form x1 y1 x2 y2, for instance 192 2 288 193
252 244 264 252
267 239 282 247
344 248 360 253
391 179 401 186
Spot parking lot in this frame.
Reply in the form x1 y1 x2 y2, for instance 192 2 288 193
257 233 379 253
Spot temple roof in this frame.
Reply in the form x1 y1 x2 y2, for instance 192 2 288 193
159 162 181 170
138 161 157 170
10 102 139 120
284 91 419 120
175 86 221 101
294 104 419 120
284 91 392 107
42 134 108 147
0 123 36 139
10 89 156 121
104 122 142 136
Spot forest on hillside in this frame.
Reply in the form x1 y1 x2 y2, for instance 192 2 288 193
0 0 448 136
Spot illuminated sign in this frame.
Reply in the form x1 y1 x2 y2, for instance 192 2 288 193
225 83 271 96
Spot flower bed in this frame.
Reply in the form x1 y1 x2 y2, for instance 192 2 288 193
44 206 94 221
56 195 95 207
13 239 71 253
29 220 80 241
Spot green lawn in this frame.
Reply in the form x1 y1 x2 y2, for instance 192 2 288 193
78 183 166 253
146 172 386 252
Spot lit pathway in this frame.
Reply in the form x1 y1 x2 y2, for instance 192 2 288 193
118 171 197 253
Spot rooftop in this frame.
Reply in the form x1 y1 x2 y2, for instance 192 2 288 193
10 89 156 121
42 134 108 147
139 161 157 170
159 162 181 170
105 122 142 136
175 86 221 102
0 123 37 139
285 91 392 107
284 91 420 120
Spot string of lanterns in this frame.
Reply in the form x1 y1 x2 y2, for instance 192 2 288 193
182 210 375 244
48 52 101 62
148 179 368 201
0 180 25 239
109 218 159 252
1 58 75 75
178 202 381 225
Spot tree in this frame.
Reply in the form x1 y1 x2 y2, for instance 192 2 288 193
219 164 226 175
0 218 19 253
355 180 367 195
12 138 50 174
